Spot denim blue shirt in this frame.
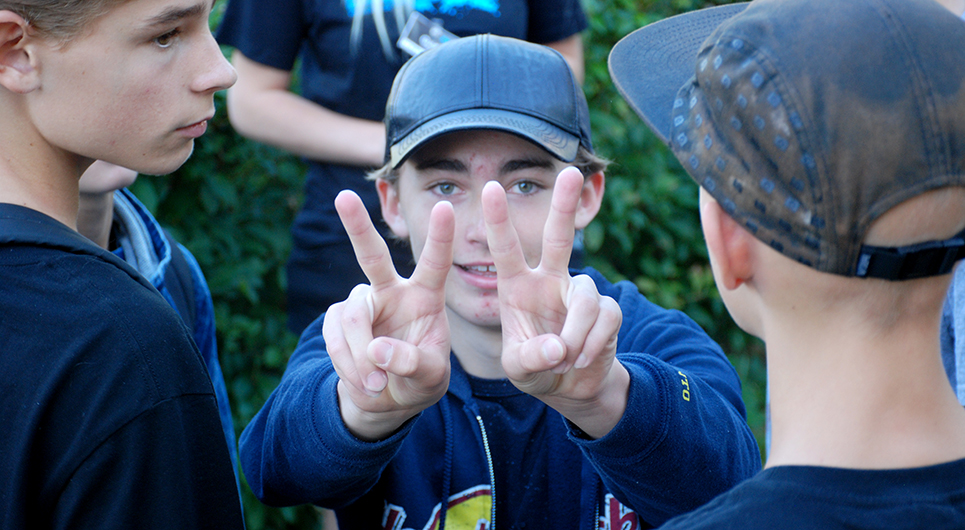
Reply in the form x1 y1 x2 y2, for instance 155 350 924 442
940 264 965 405
112 189 239 484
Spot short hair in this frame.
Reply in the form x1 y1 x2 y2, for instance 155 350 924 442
1 0 128 46
367 143 609 186
0 0 128 46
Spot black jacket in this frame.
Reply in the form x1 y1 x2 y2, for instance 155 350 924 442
0 204 243 529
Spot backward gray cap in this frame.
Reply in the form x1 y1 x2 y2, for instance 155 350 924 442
609 0 965 280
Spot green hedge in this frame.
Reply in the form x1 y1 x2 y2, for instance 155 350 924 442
133 1 765 527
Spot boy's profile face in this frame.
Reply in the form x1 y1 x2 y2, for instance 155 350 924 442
24 0 236 176
379 129 601 329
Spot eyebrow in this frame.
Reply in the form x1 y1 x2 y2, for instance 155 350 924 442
142 0 210 28
415 158 466 172
501 157 556 174
414 155 555 175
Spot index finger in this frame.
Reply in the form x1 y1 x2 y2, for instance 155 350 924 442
335 189 399 290
482 180 530 279
539 167 584 274
410 200 455 291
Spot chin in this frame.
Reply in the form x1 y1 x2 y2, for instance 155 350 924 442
134 145 195 176
448 298 502 330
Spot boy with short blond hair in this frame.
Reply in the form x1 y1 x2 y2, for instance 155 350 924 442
609 0 965 527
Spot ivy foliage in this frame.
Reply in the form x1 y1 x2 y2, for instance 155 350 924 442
133 0 765 527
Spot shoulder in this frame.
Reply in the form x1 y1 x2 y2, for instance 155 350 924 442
578 266 716 343
0 217 223 517
577 266 664 312
0 216 213 425
658 472 787 530
4 240 212 400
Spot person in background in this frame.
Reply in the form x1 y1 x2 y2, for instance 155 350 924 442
77 161 240 490
217 0 590 335
608 0 965 527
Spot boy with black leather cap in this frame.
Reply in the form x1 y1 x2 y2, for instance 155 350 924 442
609 0 965 527
240 34 761 529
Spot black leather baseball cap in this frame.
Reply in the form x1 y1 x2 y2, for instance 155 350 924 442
384 34 593 169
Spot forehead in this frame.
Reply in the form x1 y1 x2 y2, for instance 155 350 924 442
81 0 212 32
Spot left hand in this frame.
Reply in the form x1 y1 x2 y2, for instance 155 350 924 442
482 166 628 438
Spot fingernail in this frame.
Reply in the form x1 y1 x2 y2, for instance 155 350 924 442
574 353 589 369
365 371 387 393
542 340 564 363
372 342 393 367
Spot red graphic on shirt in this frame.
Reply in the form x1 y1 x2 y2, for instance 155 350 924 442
381 484 491 530
599 493 639 530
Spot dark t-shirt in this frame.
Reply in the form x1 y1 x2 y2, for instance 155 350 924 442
0 204 244 529
659 459 965 530
217 0 589 332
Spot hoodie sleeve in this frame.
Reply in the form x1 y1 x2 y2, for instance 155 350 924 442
238 315 420 508
566 269 762 526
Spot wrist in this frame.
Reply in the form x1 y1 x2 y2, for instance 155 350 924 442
556 362 630 439
337 381 421 442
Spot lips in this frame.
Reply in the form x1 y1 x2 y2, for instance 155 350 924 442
176 117 211 139
177 109 215 131
455 262 498 290
180 119 207 129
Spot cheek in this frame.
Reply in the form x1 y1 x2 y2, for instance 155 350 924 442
99 82 164 133
509 210 547 267
406 219 431 262
41 63 149 142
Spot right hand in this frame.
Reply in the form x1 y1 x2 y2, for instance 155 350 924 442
323 190 455 441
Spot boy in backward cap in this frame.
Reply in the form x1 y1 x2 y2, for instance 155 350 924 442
240 34 761 529
609 0 965 528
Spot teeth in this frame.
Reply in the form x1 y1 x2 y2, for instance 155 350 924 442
465 265 497 273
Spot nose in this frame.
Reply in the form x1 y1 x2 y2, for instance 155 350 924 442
192 31 238 93
462 193 489 247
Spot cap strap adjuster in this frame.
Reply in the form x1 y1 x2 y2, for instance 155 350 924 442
855 229 965 280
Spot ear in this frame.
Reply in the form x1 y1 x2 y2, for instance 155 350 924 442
376 177 410 240
699 189 754 291
574 170 605 230
0 11 39 94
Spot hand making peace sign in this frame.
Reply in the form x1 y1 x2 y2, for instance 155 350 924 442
482 166 629 438
323 189 454 441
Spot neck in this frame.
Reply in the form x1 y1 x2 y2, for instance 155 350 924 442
76 191 115 249
764 303 965 470
447 308 506 379
0 97 86 229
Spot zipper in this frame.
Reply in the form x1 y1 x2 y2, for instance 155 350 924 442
475 414 497 530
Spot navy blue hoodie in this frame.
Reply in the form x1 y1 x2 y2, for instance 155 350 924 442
0 204 244 529
241 268 761 529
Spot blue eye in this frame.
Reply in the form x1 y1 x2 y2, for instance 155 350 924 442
513 181 538 194
434 182 456 195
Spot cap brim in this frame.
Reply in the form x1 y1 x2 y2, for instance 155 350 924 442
388 108 581 168
608 3 749 144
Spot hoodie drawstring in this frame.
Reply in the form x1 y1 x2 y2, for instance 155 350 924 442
439 396 454 529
